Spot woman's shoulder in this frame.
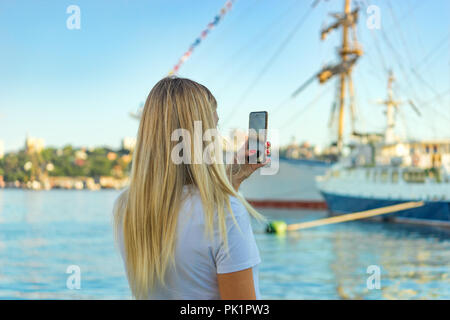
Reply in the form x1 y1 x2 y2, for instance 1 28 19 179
228 194 247 213
226 194 252 225
113 188 129 218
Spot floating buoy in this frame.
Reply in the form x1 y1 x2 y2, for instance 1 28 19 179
265 220 287 234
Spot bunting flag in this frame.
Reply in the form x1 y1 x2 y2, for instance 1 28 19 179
168 0 235 75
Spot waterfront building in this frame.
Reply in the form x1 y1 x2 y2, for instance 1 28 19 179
121 137 136 152
25 135 45 154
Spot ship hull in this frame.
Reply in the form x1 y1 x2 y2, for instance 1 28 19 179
321 191 450 227
240 157 333 209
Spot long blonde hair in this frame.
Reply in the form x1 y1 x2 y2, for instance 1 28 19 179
113 77 263 299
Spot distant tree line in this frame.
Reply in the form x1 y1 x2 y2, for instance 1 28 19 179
0 145 132 183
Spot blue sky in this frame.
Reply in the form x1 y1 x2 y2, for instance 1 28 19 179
0 0 449 152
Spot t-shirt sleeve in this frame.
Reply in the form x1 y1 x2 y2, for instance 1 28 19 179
214 197 261 274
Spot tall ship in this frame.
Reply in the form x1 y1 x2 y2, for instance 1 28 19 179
316 72 450 226
130 0 448 215
241 0 362 209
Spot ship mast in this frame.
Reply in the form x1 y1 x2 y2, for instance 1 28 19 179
318 0 363 152
375 71 422 145
380 72 401 144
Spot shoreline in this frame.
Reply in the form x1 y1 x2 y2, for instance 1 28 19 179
0 186 124 191
0 176 129 191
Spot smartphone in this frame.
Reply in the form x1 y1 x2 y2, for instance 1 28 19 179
248 111 268 164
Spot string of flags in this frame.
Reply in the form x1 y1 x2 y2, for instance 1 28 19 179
168 0 235 75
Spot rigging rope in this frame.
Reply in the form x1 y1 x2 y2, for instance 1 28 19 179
221 1 318 126
279 82 333 129
207 0 303 86
360 0 431 126
195 0 263 75
168 0 236 75
386 0 415 67
415 31 450 71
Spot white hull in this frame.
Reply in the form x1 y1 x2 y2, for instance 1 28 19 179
239 157 332 209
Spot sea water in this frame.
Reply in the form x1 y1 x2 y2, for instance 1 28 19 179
0 189 449 299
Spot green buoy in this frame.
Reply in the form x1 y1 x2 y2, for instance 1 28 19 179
265 220 287 235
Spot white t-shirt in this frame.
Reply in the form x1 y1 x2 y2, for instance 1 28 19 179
117 185 261 299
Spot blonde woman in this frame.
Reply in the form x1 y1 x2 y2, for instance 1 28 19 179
114 77 269 299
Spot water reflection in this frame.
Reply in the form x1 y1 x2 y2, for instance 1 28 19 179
259 209 450 299
0 190 449 299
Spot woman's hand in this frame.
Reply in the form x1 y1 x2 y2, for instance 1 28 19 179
228 140 271 191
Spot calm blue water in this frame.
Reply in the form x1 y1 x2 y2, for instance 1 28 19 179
0 189 449 299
